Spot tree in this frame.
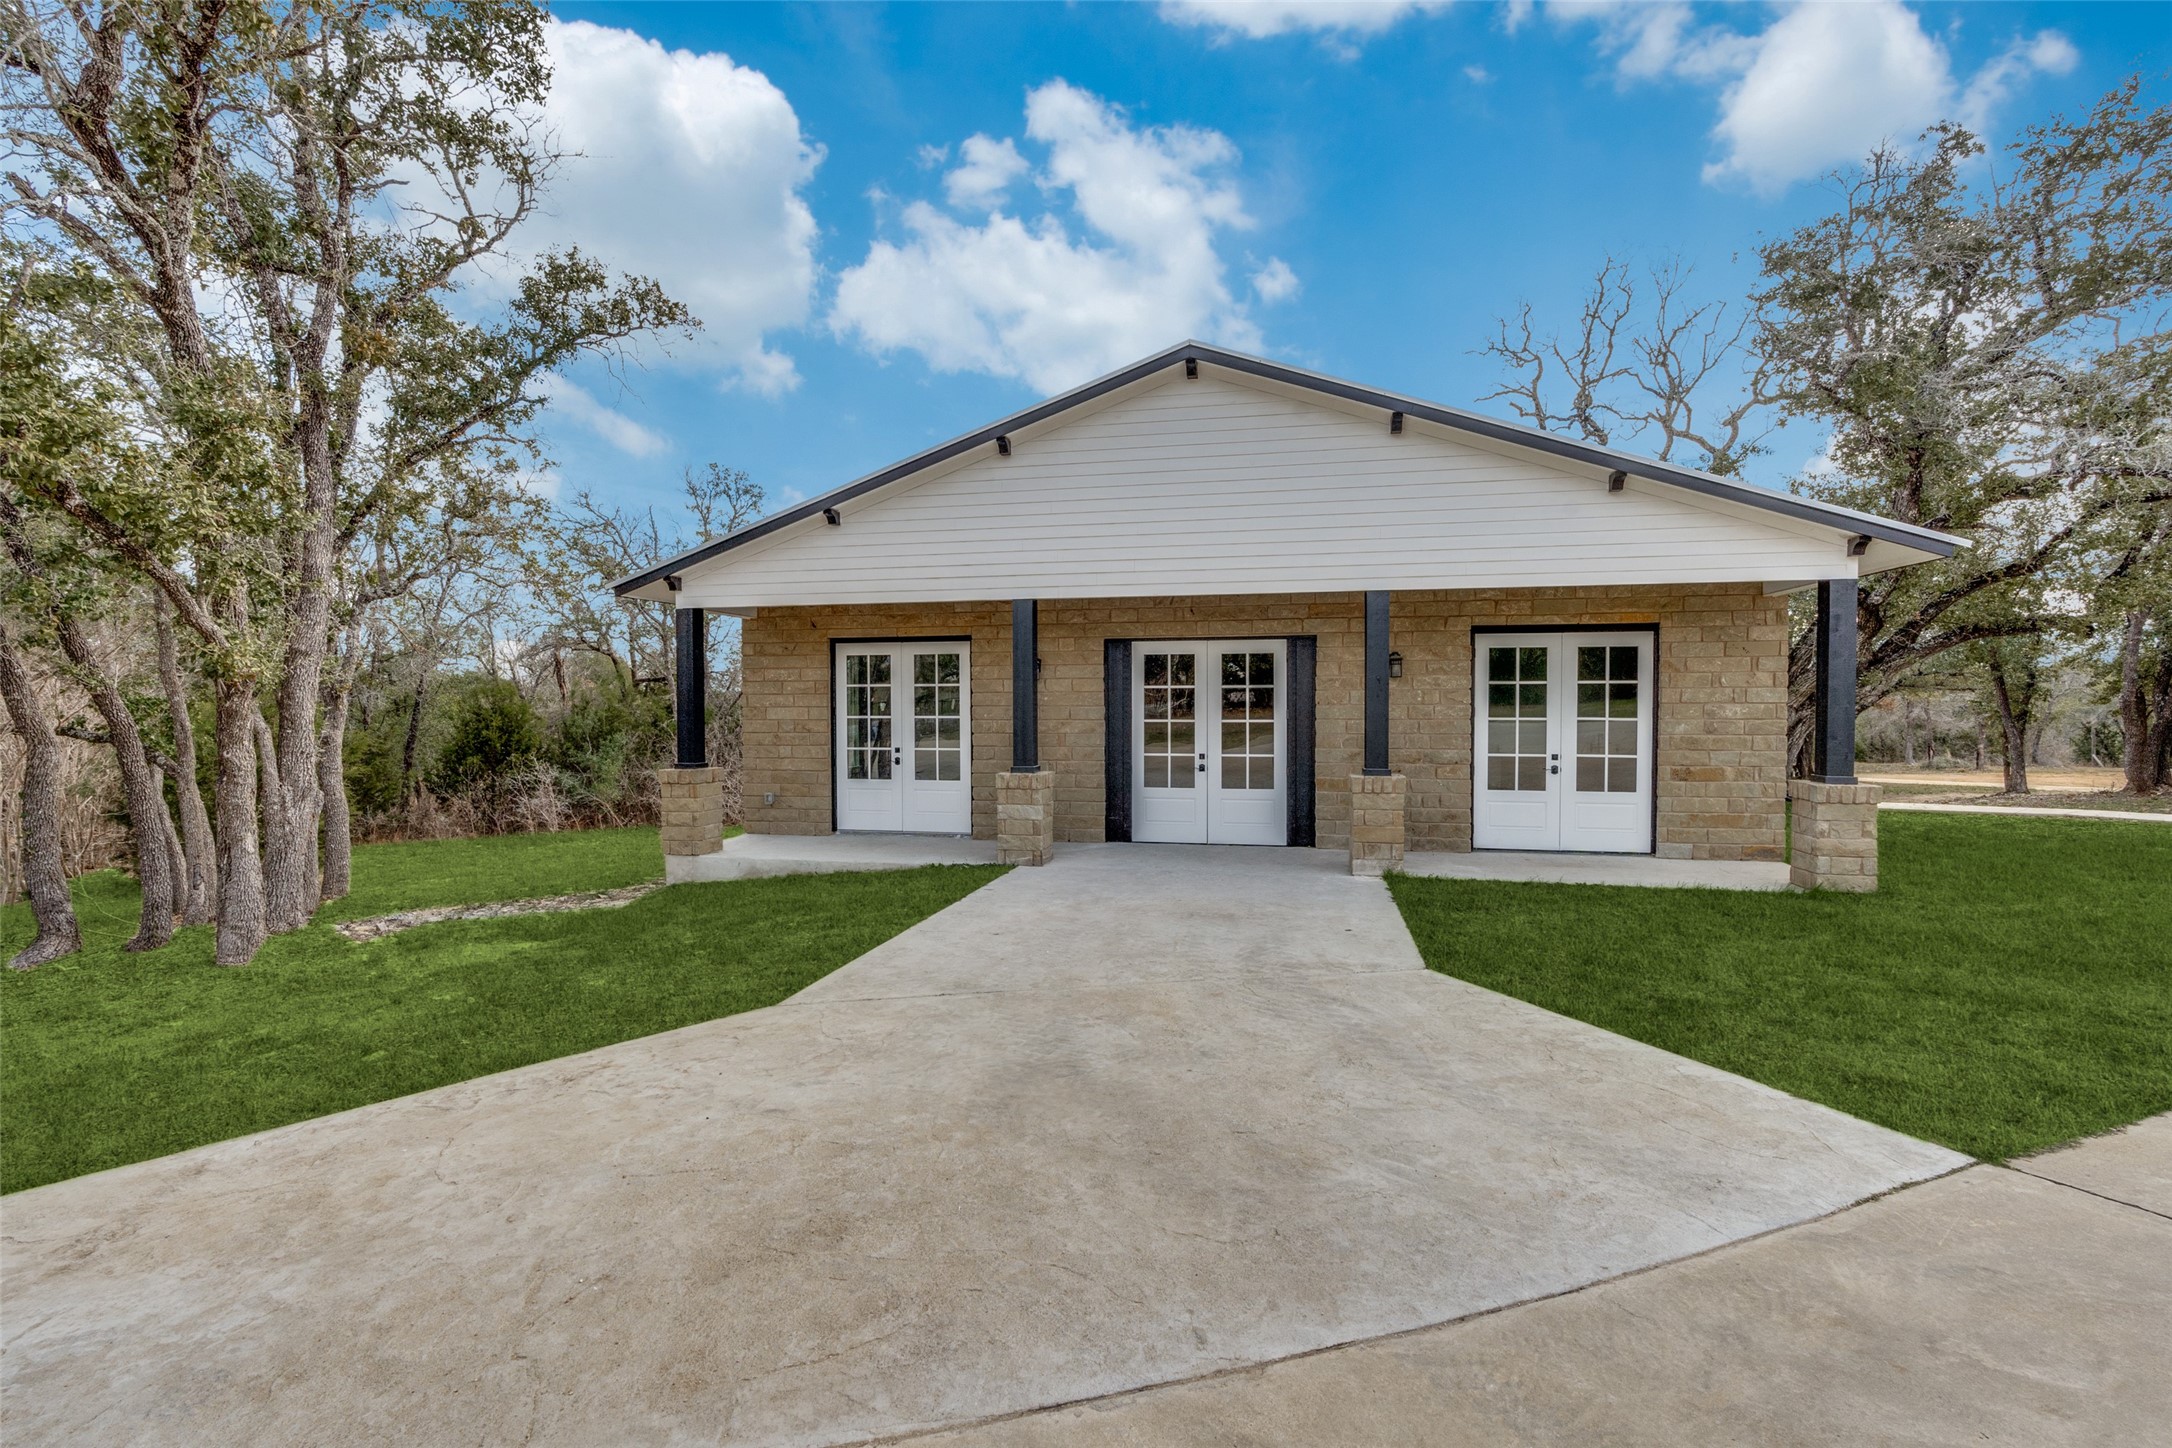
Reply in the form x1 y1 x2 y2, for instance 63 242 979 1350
0 621 78 967
1479 257 1779 476
3 0 692 961
1757 85 2172 772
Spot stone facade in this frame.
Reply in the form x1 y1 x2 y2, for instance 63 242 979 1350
996 770 1058 866
1787 780 1883 891
740 584 1789 861
1348 772 1408 876
659 766 725 857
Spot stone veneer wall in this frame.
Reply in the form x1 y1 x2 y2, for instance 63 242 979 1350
739 584 1788 861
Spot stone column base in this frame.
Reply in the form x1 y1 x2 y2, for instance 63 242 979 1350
660 766 725 858
997 770 1056 866
1349 772 1407 877
1788 780 1882 892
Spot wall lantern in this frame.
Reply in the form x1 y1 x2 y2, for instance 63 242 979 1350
1388 651 1404 679
822 507 841 526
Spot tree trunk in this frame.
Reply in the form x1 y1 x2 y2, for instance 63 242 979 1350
1986 655 2032 795
0 628 81 968
1972 720 1987 771
255 712 314 934
318 660 357 903
400 673 429 795
211 680 268 965
154 599 217 923
2143 649 2172 795
2119 611 2158 795
53 616 178 949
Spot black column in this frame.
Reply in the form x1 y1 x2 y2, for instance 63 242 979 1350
1363 590 1391 776
1812 578 1858 784
1011 598 1040 772
674 606 707 768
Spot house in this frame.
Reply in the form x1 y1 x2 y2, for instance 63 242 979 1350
616 343 1961 891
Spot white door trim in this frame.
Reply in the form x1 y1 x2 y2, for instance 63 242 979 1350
834 639 973 835
1472 630 1655 854
1132 638 1288 847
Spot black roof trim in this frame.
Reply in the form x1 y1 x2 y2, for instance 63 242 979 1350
613 342 1960 596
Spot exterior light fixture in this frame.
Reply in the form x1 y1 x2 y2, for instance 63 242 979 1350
996 435 1012 456
1608 470 1627 492
1388 651 1403 679
1848 534 1871 556
823 507 841 526
1389 411 1404 435
1184 357 1199 379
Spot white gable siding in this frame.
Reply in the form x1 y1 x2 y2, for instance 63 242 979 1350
677 375 1854 608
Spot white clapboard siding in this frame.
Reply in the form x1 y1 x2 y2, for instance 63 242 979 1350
677 374 1855 608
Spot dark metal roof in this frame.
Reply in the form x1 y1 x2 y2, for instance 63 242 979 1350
613 340 1963 596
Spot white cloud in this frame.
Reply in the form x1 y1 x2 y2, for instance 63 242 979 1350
1545 1 2079 195
519 21 822 395
1463 63 1494 84
538 375 672 457
830 81 1289 394
944 135 1030 210
1960 29 2080 134
1158 0 1451 42
1252 257 1301 302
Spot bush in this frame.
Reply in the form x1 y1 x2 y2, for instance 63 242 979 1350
430 680 543 794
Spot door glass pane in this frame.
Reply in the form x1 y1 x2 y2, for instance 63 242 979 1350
1143 652 1196 789
1571 640 1641 793
1484 641 1549 791
1215 651 1275 792
911 652 963 784
844 654 893 781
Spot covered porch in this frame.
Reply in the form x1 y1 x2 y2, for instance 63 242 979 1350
661 578 1877 890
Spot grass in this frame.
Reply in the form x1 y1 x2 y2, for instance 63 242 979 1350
1 828 1004 1193
1388 812 2172 1161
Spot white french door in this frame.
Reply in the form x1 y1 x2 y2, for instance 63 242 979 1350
1133 639 1287 847
1472 632 1654 854
835 641 972 834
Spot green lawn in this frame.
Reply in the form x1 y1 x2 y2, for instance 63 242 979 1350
1389 812 2172 1162
2 828 1004 1193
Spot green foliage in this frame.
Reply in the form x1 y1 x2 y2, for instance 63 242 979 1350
550 688 672 800
0 832 1002 1193
428 678 542 792
1758 81 2172 706
1390 813 2172 1161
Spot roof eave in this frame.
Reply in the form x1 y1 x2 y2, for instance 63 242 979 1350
612 341 1963 598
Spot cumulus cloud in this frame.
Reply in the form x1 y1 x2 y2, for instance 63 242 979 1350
944 135 1031 210
1546 1 2079 195
537 376 672 457
829 81 1294 394
1158 0 1452 42
1252 257 1301 302
520 21 822 394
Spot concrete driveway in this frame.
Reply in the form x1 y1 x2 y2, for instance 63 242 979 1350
2 845 1963 1446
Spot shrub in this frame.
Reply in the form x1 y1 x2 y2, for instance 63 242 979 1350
430 680 543 794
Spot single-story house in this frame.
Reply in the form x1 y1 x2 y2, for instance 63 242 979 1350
617 343 1962 890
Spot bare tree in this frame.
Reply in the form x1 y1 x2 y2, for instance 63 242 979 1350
1479 257 1780 476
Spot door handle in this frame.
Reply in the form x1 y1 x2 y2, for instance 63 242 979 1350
1550 764 1560 774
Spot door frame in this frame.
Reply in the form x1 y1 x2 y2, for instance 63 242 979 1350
1469 624 1661 855
828 635 974 833
1102 635 1316 846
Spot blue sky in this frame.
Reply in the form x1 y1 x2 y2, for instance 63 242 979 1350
518 0 2167 528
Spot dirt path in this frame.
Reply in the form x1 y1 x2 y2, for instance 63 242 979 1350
331 880 666 942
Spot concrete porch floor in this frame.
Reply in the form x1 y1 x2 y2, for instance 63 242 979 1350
676 835 1793 892
665 830 1000 882
1401 849 1792 890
